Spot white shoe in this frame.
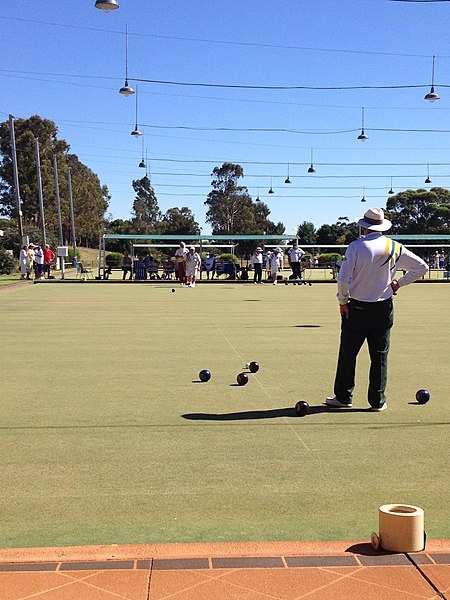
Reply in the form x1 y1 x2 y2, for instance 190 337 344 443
325 396 352 408
273 281 277 285
370 403 387 412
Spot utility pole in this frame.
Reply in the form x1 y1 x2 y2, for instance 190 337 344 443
9 115 24 243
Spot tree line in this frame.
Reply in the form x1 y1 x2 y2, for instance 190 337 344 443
1 115 450 260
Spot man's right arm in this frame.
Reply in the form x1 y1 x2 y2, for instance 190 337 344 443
395 248 429 288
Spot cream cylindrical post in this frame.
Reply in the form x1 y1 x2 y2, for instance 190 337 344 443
379 504 425 553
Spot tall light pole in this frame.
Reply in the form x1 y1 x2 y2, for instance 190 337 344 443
8 115 24 243
52 155 65 278
34 138 47 247
68 167 77 260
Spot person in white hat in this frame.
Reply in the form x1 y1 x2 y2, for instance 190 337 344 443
268 247 283 285
326 207 428 412
185 245 201 287
287 243 305 281
250 247 264 284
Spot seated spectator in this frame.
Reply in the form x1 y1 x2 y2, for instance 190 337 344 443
163 258 175 279
134 257 147 280
122 251 133 280
204 252 216 280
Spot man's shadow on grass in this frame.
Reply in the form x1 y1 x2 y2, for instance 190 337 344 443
182 405 368 421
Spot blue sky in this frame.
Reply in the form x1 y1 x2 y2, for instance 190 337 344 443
1 0 450 235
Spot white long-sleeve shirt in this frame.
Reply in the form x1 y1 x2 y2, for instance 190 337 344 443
337 233 428 304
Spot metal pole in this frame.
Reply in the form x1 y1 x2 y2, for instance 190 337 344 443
97 235 102 279
34 138 47 247
67 166 77 261
52 155 65 278
9 115 24 243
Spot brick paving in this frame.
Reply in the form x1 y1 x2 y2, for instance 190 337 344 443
0 540 448 599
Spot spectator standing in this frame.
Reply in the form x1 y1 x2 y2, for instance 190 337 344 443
268 247 283 284
19 245 29 279
287 243 305 280
326 207 428 412
439 251 445 270
43 244 56 279
250 247 264 284
27 244 35 279
185 246 201 287
204 252 216 280
121 251 133 280
34 245 45 280
434 251 440 268
175 242 188 285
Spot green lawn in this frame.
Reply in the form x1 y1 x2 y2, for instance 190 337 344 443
0 281 448 548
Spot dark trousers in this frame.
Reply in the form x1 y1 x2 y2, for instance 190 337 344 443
291 262 302 279
334 298 394 408
253 263 262 282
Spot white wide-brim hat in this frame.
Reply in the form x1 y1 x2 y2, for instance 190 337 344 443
356 207 392 232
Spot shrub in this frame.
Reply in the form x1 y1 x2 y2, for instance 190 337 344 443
318 253 342 266
67 248 81 263
219 252 239 264
105 252 123 267
0 247 17 274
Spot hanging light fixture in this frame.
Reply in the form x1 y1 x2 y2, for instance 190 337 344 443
94 0 119 12
285 164 291 184
425 163 431 183
131 85 142 137
119 25 135 95
424 55 440 103
139 135 146 167
308 148 316 173
388 176 394 195
256 187 260 201
268 177 274 194
357 107 369 142
361 186 366 202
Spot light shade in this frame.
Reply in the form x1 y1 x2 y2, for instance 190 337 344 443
424 87 440 103
308 165 316 173
139 160 146 168
94 0 119 12
120 80 135 95
425 176 431 184
268 187 274 194
357 130 369 142
131 125 142 137
284 177 291 184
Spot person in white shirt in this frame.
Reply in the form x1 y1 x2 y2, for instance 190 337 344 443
34 244 45 280
185 246 201 287
268 248 283 285
19 245 29 279
250 247 264 284
326 207 428 412
287 244 305 280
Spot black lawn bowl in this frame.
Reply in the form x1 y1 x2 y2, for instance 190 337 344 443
237 372 249 386
295 400 310 416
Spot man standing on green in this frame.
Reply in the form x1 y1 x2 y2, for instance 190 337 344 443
326 207 428 412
